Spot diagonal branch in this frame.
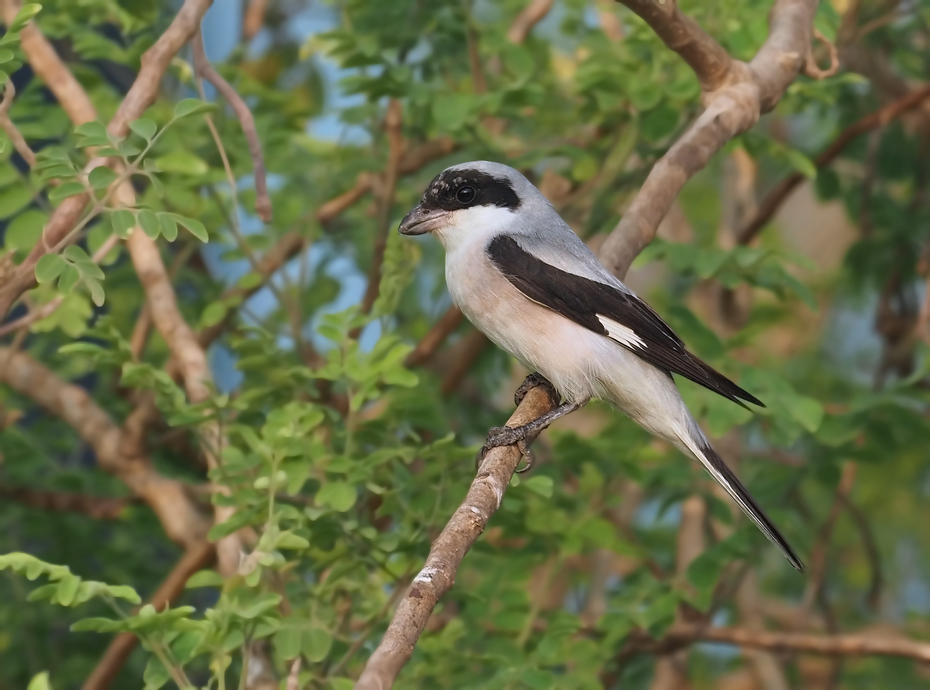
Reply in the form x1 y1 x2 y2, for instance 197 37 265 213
358 3 823 688
737 84 930 245
353 383 559 690
617 0 735 94
0 0 214 317
0 348 209 548
599 0 818 280
83 540 215 690
507 0 554 44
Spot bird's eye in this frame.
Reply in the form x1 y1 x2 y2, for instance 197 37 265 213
456 186 476 204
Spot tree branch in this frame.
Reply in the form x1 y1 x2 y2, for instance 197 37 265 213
0 348 209 548
404 306 464 367
737 84 930 245
0 0 214 317
192 28 272 222
507 0 554 44
623 623 930 664
352 383 560 690
82 540 216 690
616 0 735 95
0 486 140 520
599 0 817 279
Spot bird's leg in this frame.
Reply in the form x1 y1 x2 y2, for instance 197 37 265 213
513 371 555 407
477 395 589 474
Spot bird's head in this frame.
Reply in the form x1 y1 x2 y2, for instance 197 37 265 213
399 161 532 249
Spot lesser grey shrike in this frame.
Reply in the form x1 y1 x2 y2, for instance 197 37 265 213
399 160 803 572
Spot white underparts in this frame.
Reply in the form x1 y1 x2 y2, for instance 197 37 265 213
597 315 646 349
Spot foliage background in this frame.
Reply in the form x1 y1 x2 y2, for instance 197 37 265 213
1 0 929 688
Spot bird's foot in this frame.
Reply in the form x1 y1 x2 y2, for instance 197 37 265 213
514 372 557 407
476 425 537 473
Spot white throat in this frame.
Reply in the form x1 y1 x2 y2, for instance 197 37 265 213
434 204 518 255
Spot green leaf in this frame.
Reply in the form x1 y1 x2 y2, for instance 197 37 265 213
35 254 65 283
302 628 332 662
5 210 46 251
158 212 178 241
154 151 209 175
275 531 310 550
785 148 817 178
790 395 824 433
26 672 50 690
55 574 80 606
170 213 208 242
0 49 14 64
0 184 34 218
174 98 218 118
88 166 118 190
10 3 42 33
58 265 79 292
523 475 553 498
200 302 227 328
316 481 356 512
185 569 224 588
275 627 302 660
208 506 261 540
143 657 170 690
137 209 160 239
48 181 86 202
129 118 157 141
70 617 123 633
85 276 105 307
63 245 90 263
110 209 135 238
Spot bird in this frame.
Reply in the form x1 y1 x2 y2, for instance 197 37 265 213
398 160 804 572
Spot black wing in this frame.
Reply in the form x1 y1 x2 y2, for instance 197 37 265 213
487 235 763 408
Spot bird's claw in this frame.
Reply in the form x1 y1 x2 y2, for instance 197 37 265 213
514 372 557 407
475 425 535 472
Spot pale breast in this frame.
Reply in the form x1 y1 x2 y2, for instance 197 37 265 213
444 239 609 402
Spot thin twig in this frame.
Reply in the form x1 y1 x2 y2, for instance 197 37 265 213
191 28 272 222
0 486 141 519
804 28 840 79
738 84 930 245
83 541 216 690
0 79 36 167
358 99 405 317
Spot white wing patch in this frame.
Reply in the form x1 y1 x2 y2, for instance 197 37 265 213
597 315 646 349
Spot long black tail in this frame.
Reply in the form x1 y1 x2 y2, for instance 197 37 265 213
690 438 804 572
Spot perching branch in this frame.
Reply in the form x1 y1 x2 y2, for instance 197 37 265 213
737 84 930 245
357 3 824 687
83 540 216 690
352 383 560 690
599 0 819 280
192 28 272 222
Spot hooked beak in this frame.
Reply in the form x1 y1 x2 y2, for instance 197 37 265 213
398 205 451 236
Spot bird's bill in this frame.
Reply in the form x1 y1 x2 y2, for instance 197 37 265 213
398 206 451 235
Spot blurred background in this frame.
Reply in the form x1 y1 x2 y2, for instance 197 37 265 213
1 0 929 688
